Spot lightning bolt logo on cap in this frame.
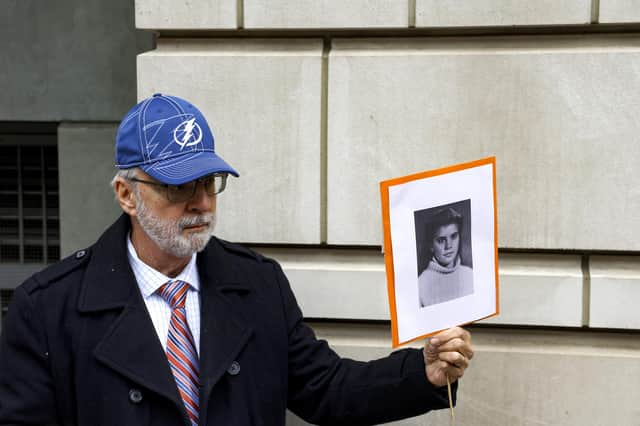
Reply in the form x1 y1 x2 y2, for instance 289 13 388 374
173 118 203 150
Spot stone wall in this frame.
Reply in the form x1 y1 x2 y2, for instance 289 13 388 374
97 1 640 424
1 0 153 260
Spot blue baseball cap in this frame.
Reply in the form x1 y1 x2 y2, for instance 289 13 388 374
115 93 239 184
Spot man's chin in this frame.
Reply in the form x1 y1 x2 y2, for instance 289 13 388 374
185 230 215 253
162 238 209 258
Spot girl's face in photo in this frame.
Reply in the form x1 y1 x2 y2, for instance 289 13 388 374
432 223 460 267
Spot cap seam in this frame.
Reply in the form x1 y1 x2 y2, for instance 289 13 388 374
115 149 218 168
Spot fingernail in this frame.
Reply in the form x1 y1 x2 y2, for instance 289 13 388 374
430 338 440 346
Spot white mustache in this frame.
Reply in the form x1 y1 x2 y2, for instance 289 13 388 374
179 214 214 228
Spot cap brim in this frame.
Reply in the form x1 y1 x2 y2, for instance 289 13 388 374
141 151 239 185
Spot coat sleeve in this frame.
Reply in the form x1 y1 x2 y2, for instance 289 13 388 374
271 262 456 425
0 284 60 425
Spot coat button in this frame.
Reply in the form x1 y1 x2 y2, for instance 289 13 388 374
75 250 86 259
227 361 240 376
129 389 143 404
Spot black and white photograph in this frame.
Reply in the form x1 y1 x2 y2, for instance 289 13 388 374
381 158 498 346
414 199 474 308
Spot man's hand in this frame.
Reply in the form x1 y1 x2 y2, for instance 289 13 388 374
423 327 473 387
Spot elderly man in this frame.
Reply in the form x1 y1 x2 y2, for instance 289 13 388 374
0 94 473 425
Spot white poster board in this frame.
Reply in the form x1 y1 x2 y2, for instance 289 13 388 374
380 157 499 347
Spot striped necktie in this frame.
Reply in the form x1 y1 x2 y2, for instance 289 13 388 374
158 280 200 426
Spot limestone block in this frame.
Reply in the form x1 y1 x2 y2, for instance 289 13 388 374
244 0 408 29
416 0 591 27
58 124 122 257
138 39 323 243
135 0 236 29
599 0 640 23
259 248 389 320
327 36 640 250
589 256 640 329
260 249 583 327
287 325 640 425
485 254 583 326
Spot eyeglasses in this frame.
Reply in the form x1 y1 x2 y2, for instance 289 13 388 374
127 173 228 203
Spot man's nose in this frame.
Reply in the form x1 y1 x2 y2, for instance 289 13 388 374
187 182 215 212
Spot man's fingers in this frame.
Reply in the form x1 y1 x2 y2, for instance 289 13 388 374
429 326 471 347
443 364 465 381
424 327 474 387
433 338 474 360
438 350 469 370
426 327 473 361
426 359 465 386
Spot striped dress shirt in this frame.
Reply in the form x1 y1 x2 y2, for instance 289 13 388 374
126 236 201 355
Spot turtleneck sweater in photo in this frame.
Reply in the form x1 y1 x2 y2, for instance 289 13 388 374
418 257 474 307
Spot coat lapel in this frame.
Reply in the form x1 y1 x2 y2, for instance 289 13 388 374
197 240 253 410
77 215 185 415
92 304 182 407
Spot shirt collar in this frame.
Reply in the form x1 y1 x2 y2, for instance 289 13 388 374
127 234 200 298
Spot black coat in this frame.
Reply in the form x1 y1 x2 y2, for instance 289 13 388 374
0 214 454 425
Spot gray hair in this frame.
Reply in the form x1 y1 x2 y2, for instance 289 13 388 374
110 167 140 190
110 168 142 204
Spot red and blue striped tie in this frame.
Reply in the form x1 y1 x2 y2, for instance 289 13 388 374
159 280 199 425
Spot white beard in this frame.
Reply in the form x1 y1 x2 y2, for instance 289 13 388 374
135 192 216 258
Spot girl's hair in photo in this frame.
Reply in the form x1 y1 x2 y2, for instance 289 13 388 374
427 207 463 242
415 200 472 274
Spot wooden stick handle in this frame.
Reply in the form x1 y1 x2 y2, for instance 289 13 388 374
446 375 454 419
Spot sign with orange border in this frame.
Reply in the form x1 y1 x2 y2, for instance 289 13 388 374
380 157 499 347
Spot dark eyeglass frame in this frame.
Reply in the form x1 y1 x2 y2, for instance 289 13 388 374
126 173 228 203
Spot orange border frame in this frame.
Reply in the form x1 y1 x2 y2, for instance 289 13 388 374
380 157 499 347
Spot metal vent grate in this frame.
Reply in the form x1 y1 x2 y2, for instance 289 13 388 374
0 144 59 263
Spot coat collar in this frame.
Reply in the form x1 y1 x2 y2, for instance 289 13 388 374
77 214 253 311
77 214 254 421
78 213 136 312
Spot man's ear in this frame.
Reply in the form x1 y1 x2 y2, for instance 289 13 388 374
114 178 137 216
